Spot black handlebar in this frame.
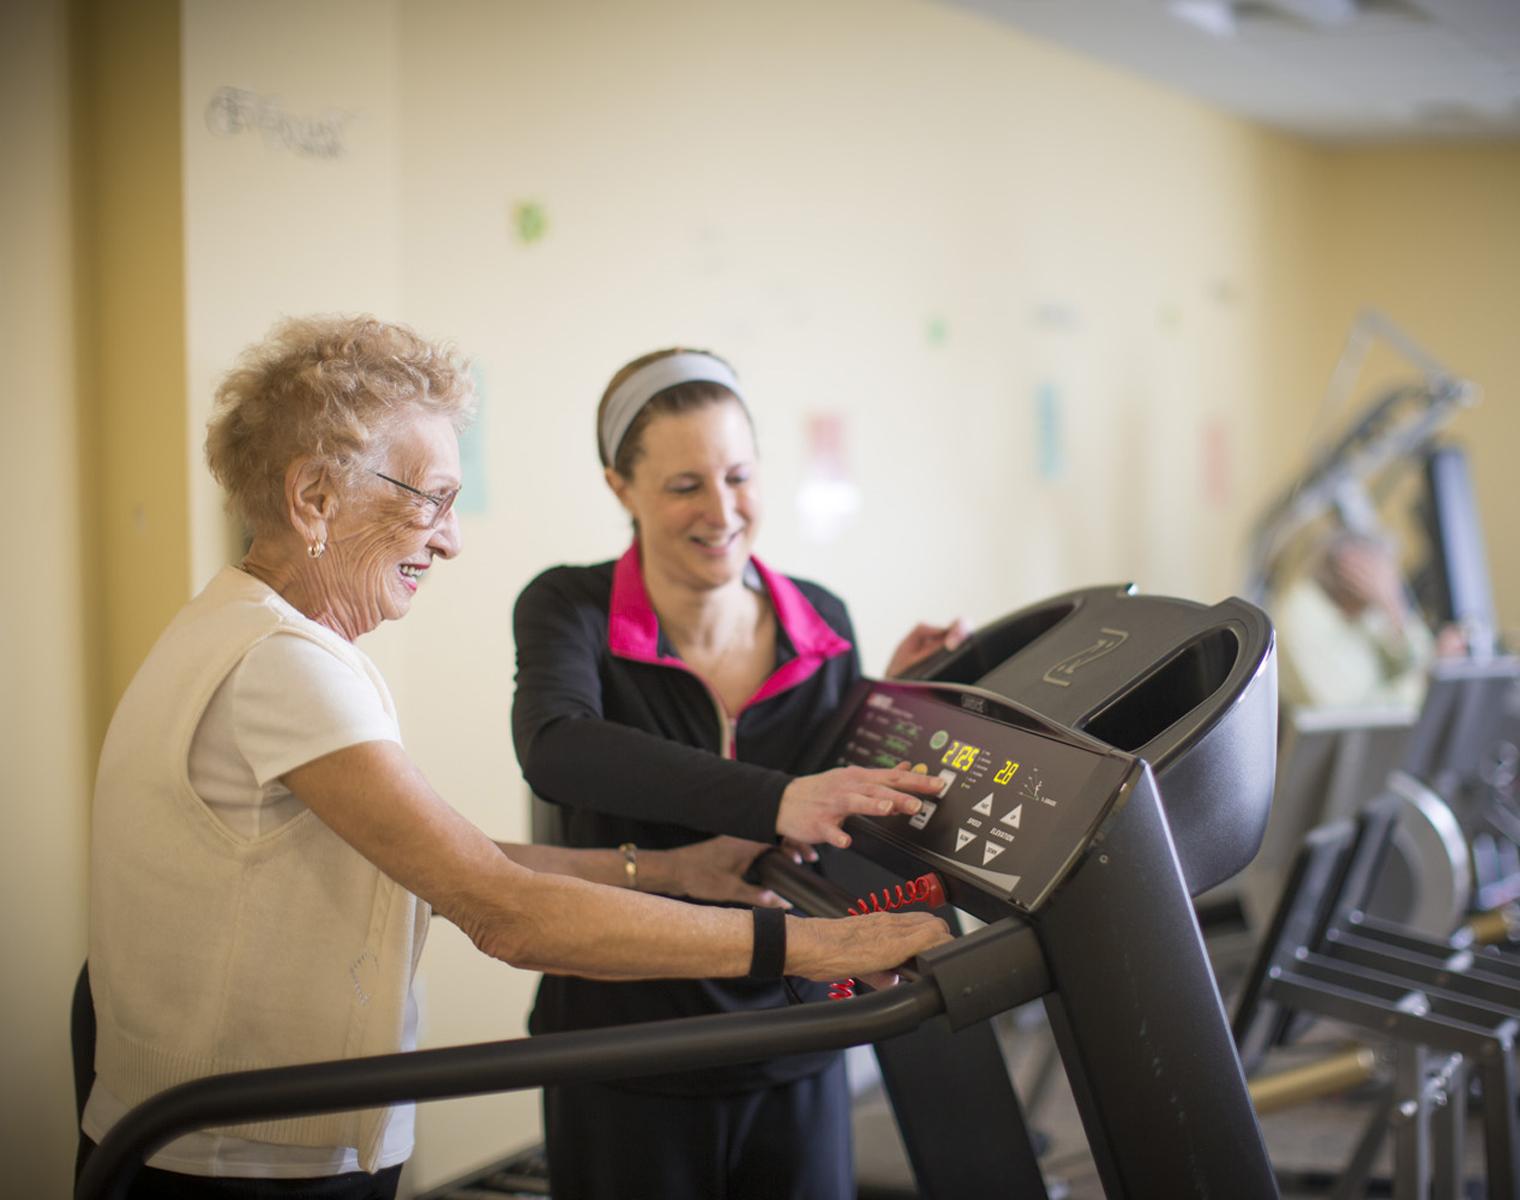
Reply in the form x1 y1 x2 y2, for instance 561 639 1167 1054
750 848 857 918
81 851 1036 1198
76 975 944 1200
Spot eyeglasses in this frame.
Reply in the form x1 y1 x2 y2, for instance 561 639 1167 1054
372 471 460 527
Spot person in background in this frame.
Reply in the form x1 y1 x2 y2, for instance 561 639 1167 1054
513 347 968 1200
1273 531 1462 710
81 318 950 1199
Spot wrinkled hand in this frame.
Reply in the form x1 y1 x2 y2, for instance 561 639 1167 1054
663 837 789 908
1435 623 1468 659
777 767 944 850
787 910 952 982
886 618 970 677
1327 543 1407 624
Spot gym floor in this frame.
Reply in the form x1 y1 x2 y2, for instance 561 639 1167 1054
852 1032 1490 1199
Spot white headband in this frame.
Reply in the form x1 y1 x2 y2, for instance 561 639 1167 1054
600 352 746 466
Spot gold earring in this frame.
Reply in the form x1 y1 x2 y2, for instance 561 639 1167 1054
308 540 326 559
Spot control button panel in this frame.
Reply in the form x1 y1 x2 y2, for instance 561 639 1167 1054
832 682 1136 912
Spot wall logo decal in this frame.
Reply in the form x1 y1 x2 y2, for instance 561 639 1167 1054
205 86 351 160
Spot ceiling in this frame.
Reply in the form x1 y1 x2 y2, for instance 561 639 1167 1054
939 0 1520 141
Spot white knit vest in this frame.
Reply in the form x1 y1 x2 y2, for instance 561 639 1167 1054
89 568 430 1172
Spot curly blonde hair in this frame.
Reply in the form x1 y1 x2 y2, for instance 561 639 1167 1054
206 315 475 534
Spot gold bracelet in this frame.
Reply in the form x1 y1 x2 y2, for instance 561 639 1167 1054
618 842 638 890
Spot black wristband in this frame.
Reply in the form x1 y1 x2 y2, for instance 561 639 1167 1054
748 906 787 980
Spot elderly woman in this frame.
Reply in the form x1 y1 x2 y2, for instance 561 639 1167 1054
1272 531 1456 710
513 347 967 1200
80 317 948 1199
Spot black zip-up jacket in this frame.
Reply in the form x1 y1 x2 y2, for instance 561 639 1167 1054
512 547 862 1094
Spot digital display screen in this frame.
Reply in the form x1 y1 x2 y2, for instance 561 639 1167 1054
831 683 1131 912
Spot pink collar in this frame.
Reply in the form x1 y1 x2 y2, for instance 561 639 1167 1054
607 543 852 710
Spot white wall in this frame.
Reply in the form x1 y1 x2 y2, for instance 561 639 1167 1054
181 0 407 595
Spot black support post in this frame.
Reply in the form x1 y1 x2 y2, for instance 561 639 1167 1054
1036 770 1279 1199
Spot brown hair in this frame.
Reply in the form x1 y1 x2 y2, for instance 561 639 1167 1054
596 347 747 476
206 314 475 534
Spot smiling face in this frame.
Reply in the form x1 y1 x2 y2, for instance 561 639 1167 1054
319 409 463 638
608 399 761 592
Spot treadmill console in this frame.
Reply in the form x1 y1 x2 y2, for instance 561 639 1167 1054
825 681 1139 912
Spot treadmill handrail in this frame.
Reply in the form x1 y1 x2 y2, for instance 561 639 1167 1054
76 978 944 1200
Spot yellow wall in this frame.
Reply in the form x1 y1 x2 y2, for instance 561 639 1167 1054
1 0 188 1191
5 0 1516 1192
0 2 93 1190
1315 144 1520 635
77 0 192 721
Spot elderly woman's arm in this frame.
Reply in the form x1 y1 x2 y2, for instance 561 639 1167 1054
283 739 947 981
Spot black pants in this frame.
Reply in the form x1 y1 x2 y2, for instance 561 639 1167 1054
542 1058 852 1200
76 1136 402 1200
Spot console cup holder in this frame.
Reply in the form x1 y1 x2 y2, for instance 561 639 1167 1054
925 600 1079 686
1083 628 1240 753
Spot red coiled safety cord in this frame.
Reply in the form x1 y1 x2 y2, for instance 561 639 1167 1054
829 872 946 1000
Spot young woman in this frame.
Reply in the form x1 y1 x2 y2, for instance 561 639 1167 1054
513 348 965 1199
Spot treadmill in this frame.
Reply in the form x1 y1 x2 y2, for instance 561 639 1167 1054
77 584 1281 1200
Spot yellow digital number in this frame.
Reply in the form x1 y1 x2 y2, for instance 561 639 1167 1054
952 744 980 771
995 760 1020 786
940 740 961 766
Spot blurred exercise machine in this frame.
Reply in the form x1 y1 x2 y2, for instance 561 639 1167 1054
1245 656 1520 943
1241 706 1417 931
1405 658 1520 914
1243 309 1492 659
1229 308 1520 1197
1234 799 1520 1200
1231 655 1520 1199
